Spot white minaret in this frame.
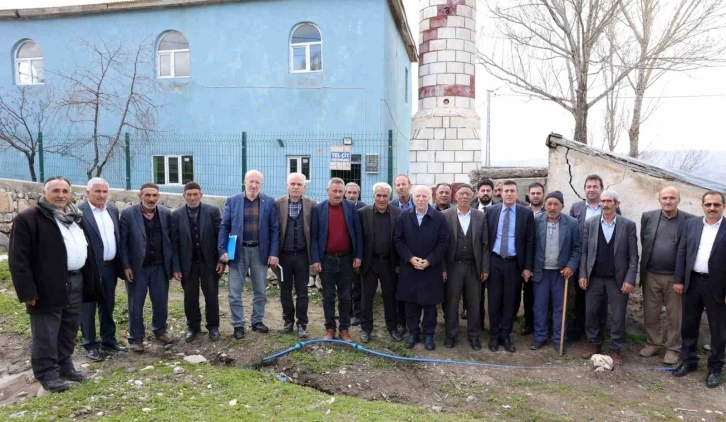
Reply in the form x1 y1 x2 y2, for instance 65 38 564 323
410 0 480 185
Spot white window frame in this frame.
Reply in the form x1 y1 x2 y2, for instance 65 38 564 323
157 32 190 79
289 23 323 73
153 155 193 185
287 155 311 182
15 40 44 86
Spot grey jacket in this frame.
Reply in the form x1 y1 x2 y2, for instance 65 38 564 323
639 209 695 285
441 207 490 275
579 215 639 286
532 212 581 282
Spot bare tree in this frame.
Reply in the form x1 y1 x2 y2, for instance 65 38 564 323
0 86 62 181
638 149 710 174
477 0 638 144
620 0 726 157
600 23 630 152
56 36 160 179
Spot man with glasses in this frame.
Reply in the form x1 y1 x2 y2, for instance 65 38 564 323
673 191 726 388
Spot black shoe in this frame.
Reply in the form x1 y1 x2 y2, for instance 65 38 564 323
470 338 482 351
208 328 220 342
360 331 371 343
488 338 499 352
251 322 269 333
278 321 294 334
60 370 85 383
351 317 361 327
100 341 127 352
86 348 103 362
461 309 468 320
185 328 200 343
405 335 418 349
502 337 516 353
672 363 697 377
706 372 722 388
424 336 436 351
520 326 534 336
397 323 407 336
389 329 403 342
233 326 246 340
445 338 455 348
530 340 546 350
41 378 70 393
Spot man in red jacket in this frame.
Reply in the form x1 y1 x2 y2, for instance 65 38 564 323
9 176 102 393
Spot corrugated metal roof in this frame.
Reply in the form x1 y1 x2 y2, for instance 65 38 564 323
0 0 138 10
545 133 726 192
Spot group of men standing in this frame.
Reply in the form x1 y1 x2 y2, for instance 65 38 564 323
8 170 726 393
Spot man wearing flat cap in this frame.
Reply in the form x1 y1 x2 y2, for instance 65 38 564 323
530 191 581 353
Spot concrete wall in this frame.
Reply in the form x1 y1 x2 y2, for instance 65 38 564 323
547 144 706 222
0 178 226 251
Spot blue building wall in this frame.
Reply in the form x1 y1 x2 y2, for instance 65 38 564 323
0 0 413 202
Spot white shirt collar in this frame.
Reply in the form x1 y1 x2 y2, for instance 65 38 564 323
601 215 617 226
457 208 471 217
90 202 107 212
703 217 723 228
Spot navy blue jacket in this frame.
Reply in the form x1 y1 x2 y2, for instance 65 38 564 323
532 212 581 282
218 193 280 266
119 203 173 281
487 203 535 272
78 201 121 278
310 199 363 264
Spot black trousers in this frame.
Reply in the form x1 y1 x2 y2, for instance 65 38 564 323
488 254 521 341
406 302 437 337
30 272 83 383
585 276 629 351
182 260 220 330
80 264 119 350
519 279 534 329
681 273 726 373
352 273 362 319
321 254 354 330
445 261 481 340
279 251 310 327
572 270 608 338
361 258 403 332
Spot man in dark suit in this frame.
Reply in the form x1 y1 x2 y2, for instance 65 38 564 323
275 173 316 338
219 170 280 340
390 174 414 210
530 191 581 353
579 190 638 364
171 182 224 343
639 186 695 364
344 181 365 326
120 182 174 352
311 177 363 341
435 183 453 212
359 182 404 343
9 176 103 393
395 185 450 351
568 174 620 340
78 177 126 362
442 184 489 350
472 179 495 211
486 180 535 353
672 191 726 388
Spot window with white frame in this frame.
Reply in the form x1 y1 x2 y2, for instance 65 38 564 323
287 156 311 181
157 31 190 78
15 40 44 85
153 155 194 185
290 23 322 73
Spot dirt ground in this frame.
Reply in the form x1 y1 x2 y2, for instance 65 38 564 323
0 278 724 421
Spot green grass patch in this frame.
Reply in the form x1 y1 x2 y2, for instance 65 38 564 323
0 293 30 337
626 333 647 346
0 364 460 421
290 344 393 374
0 258 10 281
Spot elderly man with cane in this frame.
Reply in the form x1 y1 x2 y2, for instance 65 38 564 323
530 191 581 353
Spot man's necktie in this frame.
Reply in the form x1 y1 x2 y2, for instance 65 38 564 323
500 207 510 258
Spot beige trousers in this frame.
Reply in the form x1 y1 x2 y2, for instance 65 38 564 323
643 272 682 352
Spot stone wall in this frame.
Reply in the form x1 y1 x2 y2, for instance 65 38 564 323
0 178 228 252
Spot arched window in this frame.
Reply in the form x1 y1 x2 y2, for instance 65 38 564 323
15 40 44 85
157 31 190 78
290 23 322 73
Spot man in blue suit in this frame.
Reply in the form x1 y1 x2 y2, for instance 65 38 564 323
119 182 174 353
530 191 581 353
78 178 126 361
219 170 280 340
311 177 363 341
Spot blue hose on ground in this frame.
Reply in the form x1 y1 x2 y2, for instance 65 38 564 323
262 338 675 371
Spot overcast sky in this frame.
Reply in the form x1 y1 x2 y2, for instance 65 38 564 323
6 0 726 166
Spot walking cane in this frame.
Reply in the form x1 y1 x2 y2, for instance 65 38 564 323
559 277 569 355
